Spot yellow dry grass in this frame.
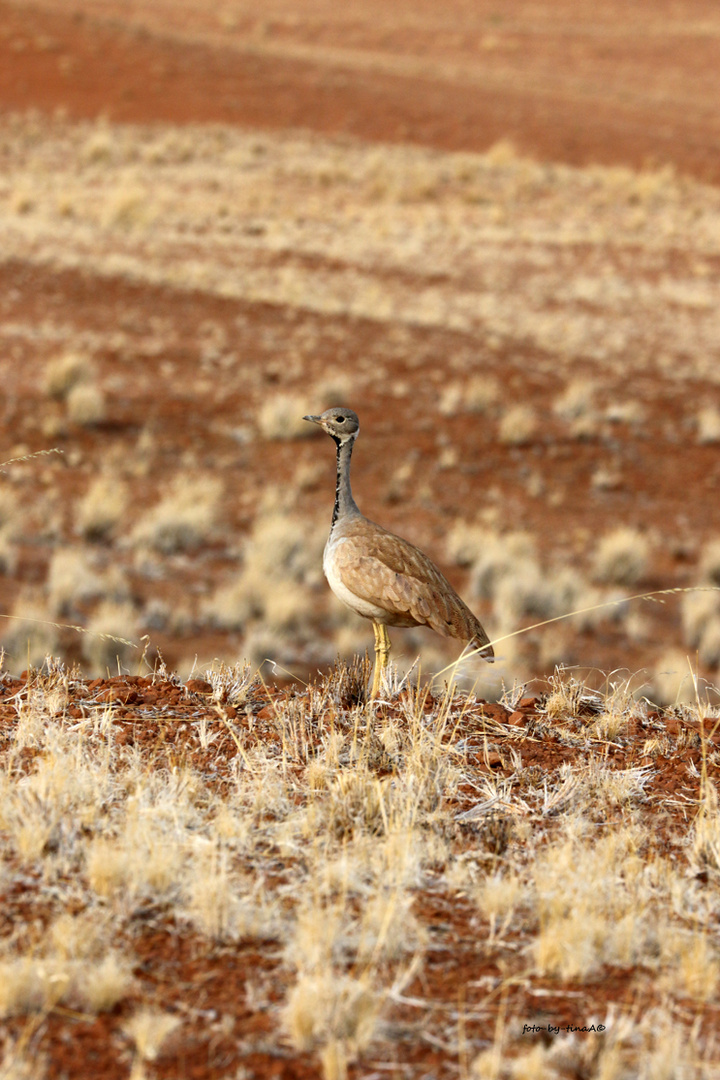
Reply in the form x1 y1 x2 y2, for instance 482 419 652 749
0 655 719 1075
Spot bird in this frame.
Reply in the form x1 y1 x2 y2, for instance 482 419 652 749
303 407 494 698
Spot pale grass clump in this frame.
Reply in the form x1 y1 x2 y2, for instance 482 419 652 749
263 580 314 633
592 526 649 586
669 932 720 1002
491 562 587 633
2 706 115 862
474 871 524 941
86 838 137 899
85 770 208 906
243 508 321 583
497 404 538 446
16 725 109 819
553 378 602 438
277 716 456 1070
129 475 223 554
356 888 426 963
0 1039 45 1080
652 650 698 705
681 590 720 666
584 761 652 809
1 590 59 670
74 953 135 1013
80 600 139 673
203 576 256 631
46 546 106 614
202 659 254 708
80 125 114 164
0 747 111 864
439 375 499 417
553 378 597 421
124 1008 181 1062
583 675 642 740
0 524 18 575
77 474 129 540
699 542 720 586
463 529 536 599
470 1010 697 1080
606 398 646 425
681 590 720 647
690 781 720 874
0 951 133 1018
43 350 92 400
697 617 720 669
258 393 319 440
283 973 380 1061
47 912 110 961
66 381 107 427
183 849 283 942
282 888 412 1072
205 509 324 633
543 669 596 721
532 827 660 980
102 180 153 230
0 484 24 564
697 405 720 445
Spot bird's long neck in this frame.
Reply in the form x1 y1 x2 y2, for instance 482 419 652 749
331 435 360 530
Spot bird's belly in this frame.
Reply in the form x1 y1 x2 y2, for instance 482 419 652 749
323 544 388 621
323 536 407 624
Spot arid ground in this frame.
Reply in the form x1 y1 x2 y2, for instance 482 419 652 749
2 1 720 1076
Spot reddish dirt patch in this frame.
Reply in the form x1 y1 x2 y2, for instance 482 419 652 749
2 0 720 181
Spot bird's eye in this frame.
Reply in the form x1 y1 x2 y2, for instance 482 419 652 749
336 416 345 423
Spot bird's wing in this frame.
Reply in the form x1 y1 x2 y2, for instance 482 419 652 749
333 522 493 656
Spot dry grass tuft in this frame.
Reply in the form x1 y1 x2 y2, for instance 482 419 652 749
78 474 129 540
43 351 92 400
497 404 538 446
0 656 717 1073
258 394 320 440
697 405 720 445
592 526 649 586
124 1008 181 1062
66 381 107 427
439 375 500 417
130 476 223 554
700 540 720 586
80 600 139 673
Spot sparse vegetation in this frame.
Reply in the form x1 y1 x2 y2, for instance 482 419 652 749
0 657 718 1075
3 28 720 1074
78 475 129 540
258 395 318 441
129 476 223 554
697 405 720 445
497 404 538 446
43 351 92 401
592 526 649 586
66 381 107 427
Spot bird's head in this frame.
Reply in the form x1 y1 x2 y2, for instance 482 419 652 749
303 407 360 444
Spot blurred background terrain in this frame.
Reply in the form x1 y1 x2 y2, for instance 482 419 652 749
2 0 720 699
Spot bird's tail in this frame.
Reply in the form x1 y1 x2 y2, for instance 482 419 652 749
471 636 495 663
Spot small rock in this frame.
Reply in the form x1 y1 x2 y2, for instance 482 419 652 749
186 678 213 695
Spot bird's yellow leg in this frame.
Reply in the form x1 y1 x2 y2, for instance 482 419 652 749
371 622 391 699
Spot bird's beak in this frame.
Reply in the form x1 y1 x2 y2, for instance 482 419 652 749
303 414 322 425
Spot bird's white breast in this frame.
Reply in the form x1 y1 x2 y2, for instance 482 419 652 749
323 534 388 622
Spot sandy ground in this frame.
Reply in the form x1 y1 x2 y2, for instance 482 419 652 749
2 2 720 1076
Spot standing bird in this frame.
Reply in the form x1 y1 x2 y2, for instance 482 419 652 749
303 407 494 698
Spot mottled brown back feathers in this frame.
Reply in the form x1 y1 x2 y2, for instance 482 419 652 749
329 516 494 659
